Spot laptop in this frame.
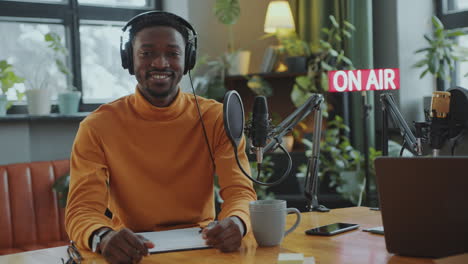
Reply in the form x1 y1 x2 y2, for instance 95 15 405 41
375 157 468 258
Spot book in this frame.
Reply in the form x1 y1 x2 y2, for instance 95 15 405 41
260 46 279 73
137 227 210 254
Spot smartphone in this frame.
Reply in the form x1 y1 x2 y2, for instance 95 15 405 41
305 222 359 236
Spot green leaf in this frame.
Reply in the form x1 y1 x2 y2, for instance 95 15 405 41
420 69 429 79
413 59 429 68
424 34 433 43
341 56 353 66
52 173 70 208
320 40 332 49
291 85 310 107
214 0 241 25
415 47 430 53
432 16 444 30
446 30 466 37
429 55 438 73
335 34 342 42
0 60 24 94
329 49 339 57
343 20 356 31
329 15 339 28
342 30 351 38
320 72 329 92
321 61 333 71
295 76 311 90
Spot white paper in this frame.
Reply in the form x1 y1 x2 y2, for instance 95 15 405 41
137 227 210 253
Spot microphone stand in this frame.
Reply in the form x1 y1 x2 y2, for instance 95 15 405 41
263 94 329 212
380 93 423 156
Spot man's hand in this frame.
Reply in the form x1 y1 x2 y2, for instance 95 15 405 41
201 217 243 252
99 228 154 264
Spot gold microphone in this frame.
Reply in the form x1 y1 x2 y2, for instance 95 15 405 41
430 91 451 156
430 91 451 118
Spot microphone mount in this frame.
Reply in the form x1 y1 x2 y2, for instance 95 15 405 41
380 93 424 156
223 91 328 211
264 93 328 212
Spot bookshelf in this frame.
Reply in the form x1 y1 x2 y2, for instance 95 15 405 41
224 72 306 120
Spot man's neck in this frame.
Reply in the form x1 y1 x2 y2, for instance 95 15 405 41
138 86 179 107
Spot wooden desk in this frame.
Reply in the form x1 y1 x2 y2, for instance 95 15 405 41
0 207 435 264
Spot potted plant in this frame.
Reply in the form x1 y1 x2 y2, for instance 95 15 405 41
24 33 55 115
52 173 70 208
193 55 228 101
44 32 81 115
290 15 355 107
413 16 467 91
213 0 250 75
0 60 25 115
277 32 311 73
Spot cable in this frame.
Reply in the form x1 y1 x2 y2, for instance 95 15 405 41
400 138 407 156
188 71 216 171
234 143 292 187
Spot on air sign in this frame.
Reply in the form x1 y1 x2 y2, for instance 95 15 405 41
328 68 400 92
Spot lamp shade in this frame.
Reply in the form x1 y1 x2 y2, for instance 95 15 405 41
264 0 295 33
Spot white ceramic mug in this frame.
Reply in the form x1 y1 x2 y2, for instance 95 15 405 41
249 200 301 247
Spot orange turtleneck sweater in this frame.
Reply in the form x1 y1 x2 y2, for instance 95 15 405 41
65 88 256 250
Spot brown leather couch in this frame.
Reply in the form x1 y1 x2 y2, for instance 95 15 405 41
0 160 70 255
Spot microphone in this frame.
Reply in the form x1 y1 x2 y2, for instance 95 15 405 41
251 96 269 164
430 91 451 156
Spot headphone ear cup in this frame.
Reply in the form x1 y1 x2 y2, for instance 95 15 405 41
122 43 134 75
121 47 129 70
127 44 134 75
120 32 135 75
184 42 196 75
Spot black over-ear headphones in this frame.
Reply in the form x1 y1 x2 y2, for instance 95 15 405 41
120 11 198 75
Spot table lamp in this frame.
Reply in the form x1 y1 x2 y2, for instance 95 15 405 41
264 0 295 33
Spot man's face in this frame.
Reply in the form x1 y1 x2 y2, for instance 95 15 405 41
133 26 185 104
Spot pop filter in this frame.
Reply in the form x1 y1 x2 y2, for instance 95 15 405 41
223 90 245 148
448 86 468 137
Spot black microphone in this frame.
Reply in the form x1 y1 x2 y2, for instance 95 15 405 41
430 91 451 156
251 96 269 164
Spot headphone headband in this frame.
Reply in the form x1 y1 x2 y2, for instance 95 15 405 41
120 11 198 75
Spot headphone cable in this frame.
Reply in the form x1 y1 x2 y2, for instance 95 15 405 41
188 71 216 171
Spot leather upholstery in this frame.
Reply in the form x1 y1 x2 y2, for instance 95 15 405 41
0 160 70 255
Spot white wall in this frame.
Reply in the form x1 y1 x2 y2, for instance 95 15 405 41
164 0 276 76
396 0 434 123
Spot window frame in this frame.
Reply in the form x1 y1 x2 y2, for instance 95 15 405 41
436 0 468 90
0 0 162 113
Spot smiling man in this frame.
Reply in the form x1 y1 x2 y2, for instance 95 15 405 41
65 11 256 264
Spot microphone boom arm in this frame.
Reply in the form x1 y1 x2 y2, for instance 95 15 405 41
263 94 323 153
380 93 422 155
263 94 329 212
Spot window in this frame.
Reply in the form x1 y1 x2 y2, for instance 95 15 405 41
0 0 161 112
445 0 468 12
0 21 66 101
78 0 147 7
436 0 468 90
80 23 137 103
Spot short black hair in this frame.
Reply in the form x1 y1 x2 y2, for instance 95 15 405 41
129 12 190 45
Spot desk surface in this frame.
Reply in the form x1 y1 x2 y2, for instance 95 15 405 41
0 207 435 264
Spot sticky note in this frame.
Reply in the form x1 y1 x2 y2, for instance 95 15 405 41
278 253 304 264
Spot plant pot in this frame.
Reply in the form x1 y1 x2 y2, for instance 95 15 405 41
58 91 81 115
227 50 251 76
286 56 307 73
26 88 50 115
0 94 7 116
